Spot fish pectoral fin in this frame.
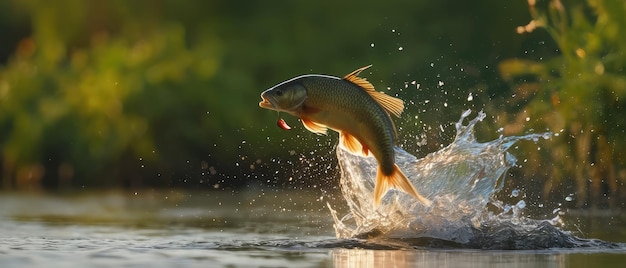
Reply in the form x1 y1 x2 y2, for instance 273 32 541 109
343 65 404 118
373 164 432 208
339 132 369 157
301 118 328 135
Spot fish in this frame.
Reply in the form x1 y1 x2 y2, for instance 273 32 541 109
259 65 431 207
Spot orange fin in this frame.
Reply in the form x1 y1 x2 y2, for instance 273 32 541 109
343 65 404 118
339 131 369 157
373 164 432 207
301 117 328 134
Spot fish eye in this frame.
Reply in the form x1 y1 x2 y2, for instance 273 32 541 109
275 89 283 96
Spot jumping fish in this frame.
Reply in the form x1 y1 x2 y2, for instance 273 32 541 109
259 65 431 207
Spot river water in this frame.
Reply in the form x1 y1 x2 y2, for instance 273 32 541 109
1 111 625 267
0 190 624 268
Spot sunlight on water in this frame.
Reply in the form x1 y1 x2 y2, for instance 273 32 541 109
327 110 621 249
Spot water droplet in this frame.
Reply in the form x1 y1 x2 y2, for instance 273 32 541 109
467 93 473 101
511 189 520 197
398 46 403 51
565 195 574 202
503 204 511 213
370 43 375 47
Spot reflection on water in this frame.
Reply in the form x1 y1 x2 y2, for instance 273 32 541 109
332 248 567 268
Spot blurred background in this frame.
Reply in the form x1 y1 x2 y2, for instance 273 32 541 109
0 0 624 209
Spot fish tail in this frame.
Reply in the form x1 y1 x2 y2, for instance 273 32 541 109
373 164 432 208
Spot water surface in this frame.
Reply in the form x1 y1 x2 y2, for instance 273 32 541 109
0 190 625 268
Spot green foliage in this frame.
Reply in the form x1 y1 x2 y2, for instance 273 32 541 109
498 0 626 207
0 0 223 189
2 0 623 206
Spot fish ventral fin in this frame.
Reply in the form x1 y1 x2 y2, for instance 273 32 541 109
343 65 404 118
373 164 432 208
301 117 328 134
339 131 369 157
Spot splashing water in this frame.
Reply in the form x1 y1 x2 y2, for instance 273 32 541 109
328 110 620 249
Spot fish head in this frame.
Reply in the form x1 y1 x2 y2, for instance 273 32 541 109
259 81 307 115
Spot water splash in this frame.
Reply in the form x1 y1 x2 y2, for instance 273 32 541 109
327 110 618 249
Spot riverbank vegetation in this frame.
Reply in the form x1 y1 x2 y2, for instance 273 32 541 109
0 0 623 208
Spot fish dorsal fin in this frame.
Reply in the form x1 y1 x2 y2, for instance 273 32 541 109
343 65 376 92
343 65 404 118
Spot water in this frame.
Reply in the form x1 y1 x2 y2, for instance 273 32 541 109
329 110 618 249
1 111 626 267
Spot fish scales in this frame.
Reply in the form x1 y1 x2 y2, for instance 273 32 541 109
299 76 397 175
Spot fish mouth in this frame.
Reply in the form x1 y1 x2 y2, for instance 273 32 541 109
259 93 277 109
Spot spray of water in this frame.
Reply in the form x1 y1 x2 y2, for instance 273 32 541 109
327 110 619 249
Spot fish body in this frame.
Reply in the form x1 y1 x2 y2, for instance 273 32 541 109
259 66 431 207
